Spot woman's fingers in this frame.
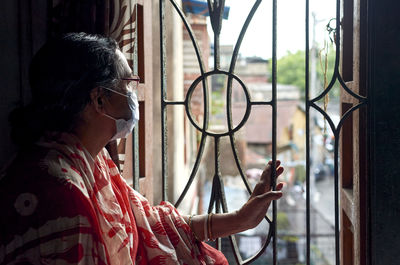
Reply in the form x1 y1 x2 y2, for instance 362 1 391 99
261 160 284 185
276 166 284 177
258 190 283 201
267 160 281 167
250 161 285 199
276 182 285 191
263 160 282 176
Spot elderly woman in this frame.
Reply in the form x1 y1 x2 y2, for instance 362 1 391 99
0 33 284 264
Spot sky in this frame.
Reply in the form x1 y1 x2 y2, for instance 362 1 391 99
207 0 337 59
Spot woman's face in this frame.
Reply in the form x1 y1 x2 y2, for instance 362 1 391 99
102 50 134 121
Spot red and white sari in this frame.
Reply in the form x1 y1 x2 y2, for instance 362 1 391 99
0 133 228 265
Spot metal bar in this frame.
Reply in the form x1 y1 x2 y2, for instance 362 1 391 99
215 197 222 251
250 101 273 106
334 129 340 265
159 0 168 201
337 102 367 132
214 137 221 193
132 127 140 189
208 176 217 213
311 65 366 104
242 227 274 265
310 102 337 135
184 70 251 136
214 30 220 70
215 143 244 264
164 100 185 105
337 73 366 101
225 74 252 197
228 0 262 75
207 0 225 70
213 136 223 251
272 0 278 263
334 1 340 263
174 132 207 207
278 233 335 237
132 1 140 189
132 1 137 74
305 0 311 263
227 235 243 265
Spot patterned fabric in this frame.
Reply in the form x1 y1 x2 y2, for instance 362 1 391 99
109 0 137 68
0 133 227 264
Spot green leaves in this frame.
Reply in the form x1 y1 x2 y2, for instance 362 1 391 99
269 47 339 99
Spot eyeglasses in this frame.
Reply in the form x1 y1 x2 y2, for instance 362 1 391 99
121 76 140 92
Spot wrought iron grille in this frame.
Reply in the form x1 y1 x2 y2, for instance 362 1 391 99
157 0 367 264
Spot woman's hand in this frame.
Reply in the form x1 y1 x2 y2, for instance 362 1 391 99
188 161 285 240
236 160 285 230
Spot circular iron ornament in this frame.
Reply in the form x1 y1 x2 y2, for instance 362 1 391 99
185 70 252 137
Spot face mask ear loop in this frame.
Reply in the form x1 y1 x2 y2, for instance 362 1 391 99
95 90 112 120
100 86 129 98
102 113 117 121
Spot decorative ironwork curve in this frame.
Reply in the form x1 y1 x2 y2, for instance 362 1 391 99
224 1 277 263
160 0 279 263
305 0 368 264
160 0 370 263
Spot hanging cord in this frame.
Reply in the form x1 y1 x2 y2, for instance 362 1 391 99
318 39 329 135
318 18 336 136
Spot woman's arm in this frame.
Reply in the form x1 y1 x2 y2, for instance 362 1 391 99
187 160 285 241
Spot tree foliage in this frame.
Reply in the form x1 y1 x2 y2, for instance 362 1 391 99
269 46 340 99
276 50 306 92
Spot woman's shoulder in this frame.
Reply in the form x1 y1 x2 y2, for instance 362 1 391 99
0 144 88 201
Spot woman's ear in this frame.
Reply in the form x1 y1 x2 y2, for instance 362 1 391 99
90 87 105 113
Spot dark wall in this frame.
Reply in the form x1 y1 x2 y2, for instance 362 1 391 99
0 1 23 167
0 1 47 168
0 1 111 169
368 0 400 264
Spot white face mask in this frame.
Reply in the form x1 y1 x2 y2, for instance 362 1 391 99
101 87 139 141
